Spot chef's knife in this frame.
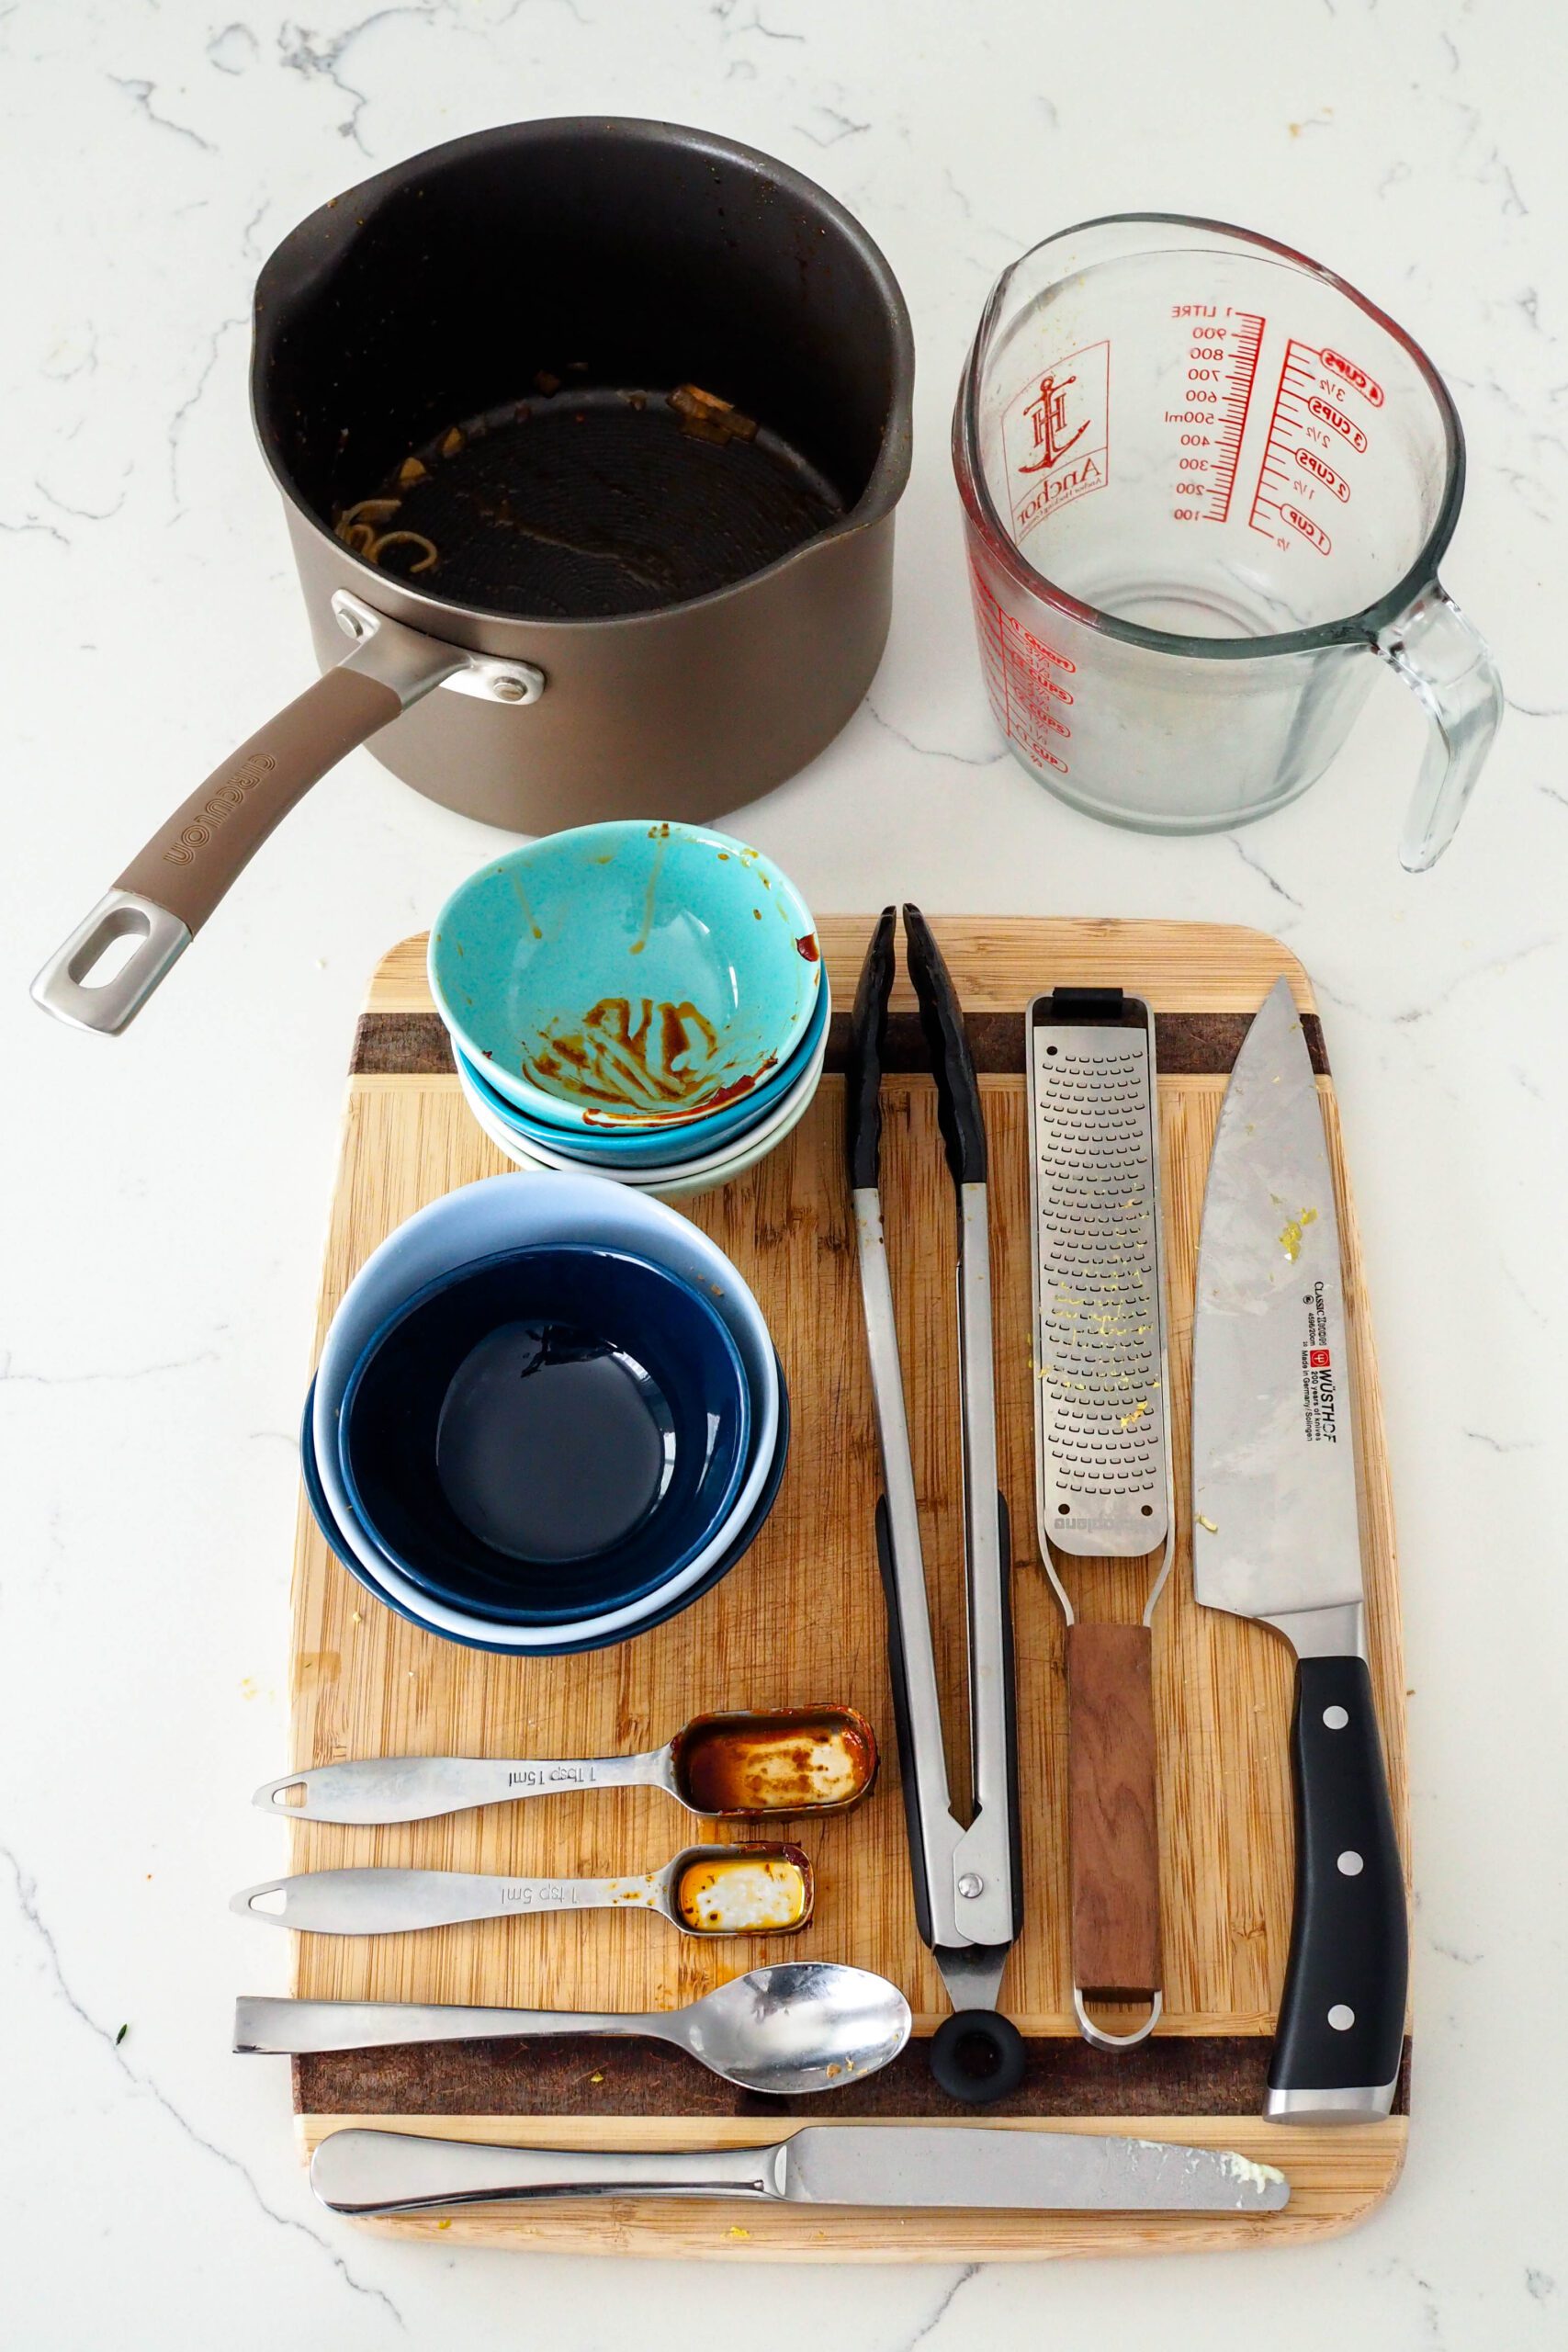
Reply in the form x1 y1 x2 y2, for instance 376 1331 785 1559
1192 978 1406 2122
310 2123 1289 2217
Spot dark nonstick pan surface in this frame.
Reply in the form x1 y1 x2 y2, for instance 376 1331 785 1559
339 383 843 619
256 122 903 630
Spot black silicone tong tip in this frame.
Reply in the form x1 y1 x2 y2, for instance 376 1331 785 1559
845 907 897 1192
902 904 987 1189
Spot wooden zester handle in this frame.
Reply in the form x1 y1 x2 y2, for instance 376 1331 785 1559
1065 1622 1161 2003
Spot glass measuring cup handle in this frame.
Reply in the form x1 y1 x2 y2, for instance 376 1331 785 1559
1374 583 1503 872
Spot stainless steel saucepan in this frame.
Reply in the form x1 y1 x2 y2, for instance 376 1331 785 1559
34 119 913 1034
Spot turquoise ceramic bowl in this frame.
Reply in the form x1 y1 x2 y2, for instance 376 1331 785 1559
428 823 820 1133
453 973 829 1165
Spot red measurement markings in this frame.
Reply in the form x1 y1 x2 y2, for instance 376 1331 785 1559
1281 504 1332 554
967 561 1074 775
1321 347 1384 406
1294 447 1350 502
1168 310 1264 525
1308 396 1366 454
1208 310 1264 522
1248 337 1372 554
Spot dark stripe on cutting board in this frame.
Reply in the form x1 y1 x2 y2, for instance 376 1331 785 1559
351 1010 1329 1080
295 2032 1407 2120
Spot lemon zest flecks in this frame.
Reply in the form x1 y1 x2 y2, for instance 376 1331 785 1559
1278 1206 1318 1262
1198 1513 1219 1534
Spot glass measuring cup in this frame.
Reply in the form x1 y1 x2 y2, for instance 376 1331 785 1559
953 215 1501 866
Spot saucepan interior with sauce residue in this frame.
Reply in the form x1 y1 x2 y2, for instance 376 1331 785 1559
34 117 912 1035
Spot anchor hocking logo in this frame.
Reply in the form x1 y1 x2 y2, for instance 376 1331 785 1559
1003 338 1110 537
1020 369 1090 474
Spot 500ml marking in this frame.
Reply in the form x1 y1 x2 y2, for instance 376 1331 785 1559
1248 337 1382 555
1167 306 1265 524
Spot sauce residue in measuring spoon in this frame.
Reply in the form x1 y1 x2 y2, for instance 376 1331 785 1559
674 1848 812 1935
676 1710 877 1816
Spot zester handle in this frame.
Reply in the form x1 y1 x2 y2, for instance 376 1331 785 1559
1065 1623 1162 2041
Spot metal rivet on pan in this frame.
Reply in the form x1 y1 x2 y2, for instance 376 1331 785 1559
1327 2004 1356 2032
1323 1704 1349 1729
1337 1851 1364 1876
490 673 530 702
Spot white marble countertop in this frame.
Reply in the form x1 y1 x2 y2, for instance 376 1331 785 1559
4 0 1564 2342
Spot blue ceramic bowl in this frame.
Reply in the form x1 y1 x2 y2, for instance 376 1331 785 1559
301 1374 790 1658
453 972 830 1166
338 1245 750 1625
428 822 821 1133
312 1176 781 1602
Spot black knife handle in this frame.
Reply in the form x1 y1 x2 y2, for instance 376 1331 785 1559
1269 1655 1407 2111
903 905 987 1189
845 908 897 1193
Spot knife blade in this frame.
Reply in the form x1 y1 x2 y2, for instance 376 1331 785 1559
310 2124 1290 2218
1192 978 1406 2123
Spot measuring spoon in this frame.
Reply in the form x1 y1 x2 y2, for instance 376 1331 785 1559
231 1843 813 1940
234 1961 910 2096
253 1708 877 1826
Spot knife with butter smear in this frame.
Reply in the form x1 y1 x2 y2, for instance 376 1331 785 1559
310 2123 1290 2217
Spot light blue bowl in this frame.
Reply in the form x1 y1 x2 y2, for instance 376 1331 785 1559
428 822 821 1133
454 974 830 1165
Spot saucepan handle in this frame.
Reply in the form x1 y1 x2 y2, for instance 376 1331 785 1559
1373 582 1502 874
29 598 545 1035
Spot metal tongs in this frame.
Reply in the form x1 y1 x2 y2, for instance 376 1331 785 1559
846 907 1025 2103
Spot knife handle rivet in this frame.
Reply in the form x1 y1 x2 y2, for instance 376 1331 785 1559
1322 1705 1349 1730
1337 1850 1364 1877
1327 2004 1356 2032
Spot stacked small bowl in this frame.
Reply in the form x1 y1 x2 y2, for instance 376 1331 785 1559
302 1172 789 1655
427 821 828 1196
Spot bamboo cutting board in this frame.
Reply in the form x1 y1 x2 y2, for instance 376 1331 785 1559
283 918 1409 2259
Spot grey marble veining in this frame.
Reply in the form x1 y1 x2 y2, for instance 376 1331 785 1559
2 0 1565 2343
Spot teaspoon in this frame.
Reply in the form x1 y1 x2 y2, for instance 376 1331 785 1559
234 1961 911 2098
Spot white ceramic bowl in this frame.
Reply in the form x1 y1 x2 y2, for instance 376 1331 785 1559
454 989 829 1195
458 1069 820 1199
311 1174 780 1643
